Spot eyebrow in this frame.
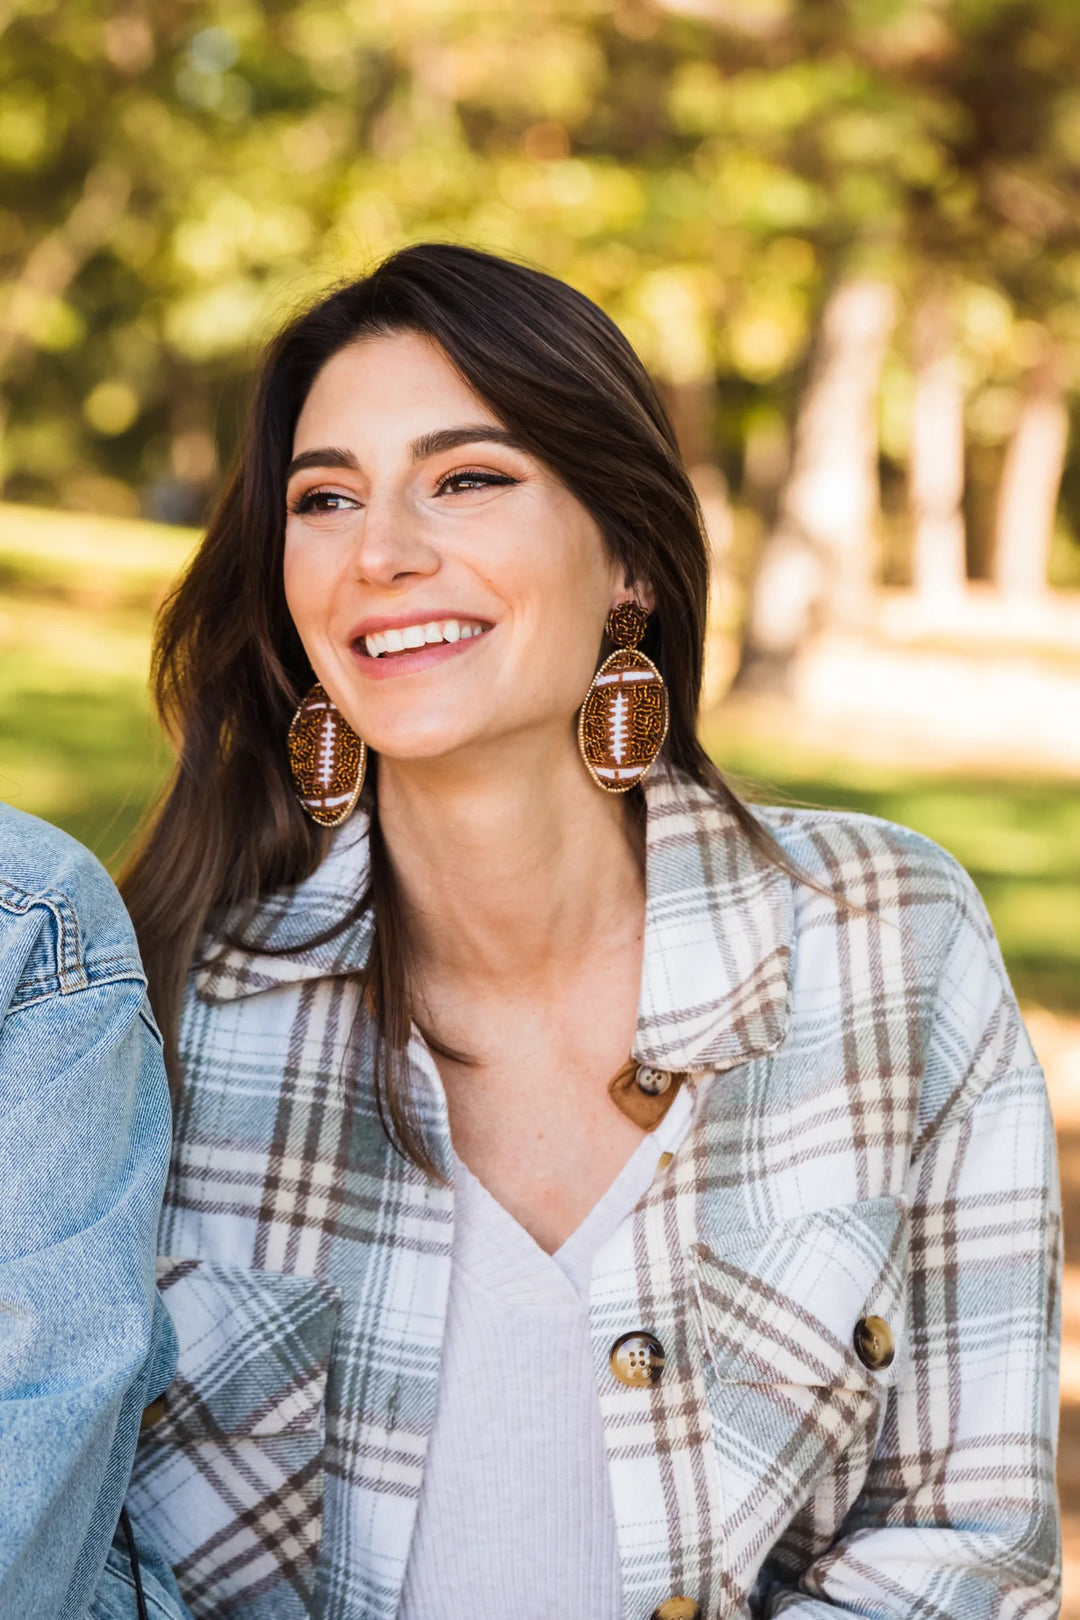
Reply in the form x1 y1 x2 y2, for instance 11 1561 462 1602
285 425 525 481
285 446 360 478
409 425 524 461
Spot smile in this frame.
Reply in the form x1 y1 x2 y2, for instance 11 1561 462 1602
360 618 490 659
349 617 494 680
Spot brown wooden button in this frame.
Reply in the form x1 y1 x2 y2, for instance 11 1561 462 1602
140 1395 168 1431
853 1315 895 1371
608 1059 685 1129
651 1598 701 1620
610 1330 665 1387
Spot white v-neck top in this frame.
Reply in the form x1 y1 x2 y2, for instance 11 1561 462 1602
398 1088 693 1618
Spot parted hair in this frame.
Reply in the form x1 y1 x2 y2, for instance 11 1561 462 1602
122 242 789 1171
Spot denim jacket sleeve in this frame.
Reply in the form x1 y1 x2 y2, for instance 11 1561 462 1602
0 805 178 1619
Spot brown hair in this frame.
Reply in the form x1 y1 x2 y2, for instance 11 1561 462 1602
123 242 790 1172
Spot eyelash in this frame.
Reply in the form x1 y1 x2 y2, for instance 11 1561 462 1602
288 489 354 515
437 467 517 495
288 467 518 515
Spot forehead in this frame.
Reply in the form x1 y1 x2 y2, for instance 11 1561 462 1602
293 331 499 452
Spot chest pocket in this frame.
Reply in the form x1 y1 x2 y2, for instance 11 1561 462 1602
689 1196 908 1589
128 1258 341 1620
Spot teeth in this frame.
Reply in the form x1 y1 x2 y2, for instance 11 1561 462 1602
362 619 485 658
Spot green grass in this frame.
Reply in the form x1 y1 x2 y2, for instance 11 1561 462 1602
0 503 191 864
3 502 1078 1012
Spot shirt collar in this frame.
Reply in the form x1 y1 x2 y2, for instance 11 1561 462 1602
631 764 792 1073
195 765 793 1076
193 811 375 1004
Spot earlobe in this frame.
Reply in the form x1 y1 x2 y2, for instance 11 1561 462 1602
614 580 656 616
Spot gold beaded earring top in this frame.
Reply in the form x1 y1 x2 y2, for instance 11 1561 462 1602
606 599 649 648
577 600 668 793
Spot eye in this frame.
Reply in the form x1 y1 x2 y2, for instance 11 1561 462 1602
435 468 518 496
289 487 360 515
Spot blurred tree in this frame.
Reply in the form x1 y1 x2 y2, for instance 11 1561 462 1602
0 0 1078 626
993 338 1069 597
909 287 967 601
0 164 130 452
736 277 896 691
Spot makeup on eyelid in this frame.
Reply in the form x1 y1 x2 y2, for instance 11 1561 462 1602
288 467 519 516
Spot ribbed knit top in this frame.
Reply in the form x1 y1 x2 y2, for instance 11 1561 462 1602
398 1088 693 1618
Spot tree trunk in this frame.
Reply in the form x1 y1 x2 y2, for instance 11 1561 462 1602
909 293 966 600
692 462 735 709
662 379 716 469
0 163 130 493
992 344 1068 599
735 277 897 692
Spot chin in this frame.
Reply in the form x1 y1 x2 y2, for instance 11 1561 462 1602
361 724 485 765
347 689 509 763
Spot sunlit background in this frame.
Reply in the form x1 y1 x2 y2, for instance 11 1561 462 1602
2 0 1080 1600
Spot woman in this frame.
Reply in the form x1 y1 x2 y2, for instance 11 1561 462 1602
121 244 1060 1620
0 802 185 1619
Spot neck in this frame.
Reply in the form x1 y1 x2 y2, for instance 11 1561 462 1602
375 735 646 991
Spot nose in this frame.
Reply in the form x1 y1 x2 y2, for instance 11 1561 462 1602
348 486 439 589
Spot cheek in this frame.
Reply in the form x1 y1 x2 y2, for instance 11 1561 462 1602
525 597 601 686
282 532 333 643
489 496 616 631
499 557 612 709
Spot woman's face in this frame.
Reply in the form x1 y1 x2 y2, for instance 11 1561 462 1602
283 330 626 767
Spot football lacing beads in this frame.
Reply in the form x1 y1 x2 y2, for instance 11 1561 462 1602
287 682 367 827
578 604 668 794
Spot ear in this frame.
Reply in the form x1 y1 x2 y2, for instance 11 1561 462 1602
611 578 656 615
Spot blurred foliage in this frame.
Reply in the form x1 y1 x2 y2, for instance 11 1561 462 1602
2 502 1077 1012
1 0 1080 565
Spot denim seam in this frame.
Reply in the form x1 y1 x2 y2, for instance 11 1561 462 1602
138 1006 164 1048
14 950 140 992
0 880 86 991
8 966 147 1012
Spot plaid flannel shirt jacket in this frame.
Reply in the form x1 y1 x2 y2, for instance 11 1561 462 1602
127 765 1062 1620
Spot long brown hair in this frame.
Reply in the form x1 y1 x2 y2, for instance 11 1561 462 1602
123 242 790 1172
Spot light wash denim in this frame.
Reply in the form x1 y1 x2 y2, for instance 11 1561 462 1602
0 803 189 1619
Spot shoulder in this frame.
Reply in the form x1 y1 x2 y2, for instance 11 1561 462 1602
0 802 133 925
756 800 1009 1027
649 768 990 962
755 803 1031 1117
757 802 982 918
0 803 144 1000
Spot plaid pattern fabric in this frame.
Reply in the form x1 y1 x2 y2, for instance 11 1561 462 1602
130 1259 340 1616
129 765 1060 1619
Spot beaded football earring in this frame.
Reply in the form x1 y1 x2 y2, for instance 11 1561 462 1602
577 601 669 793
287 682 367 827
